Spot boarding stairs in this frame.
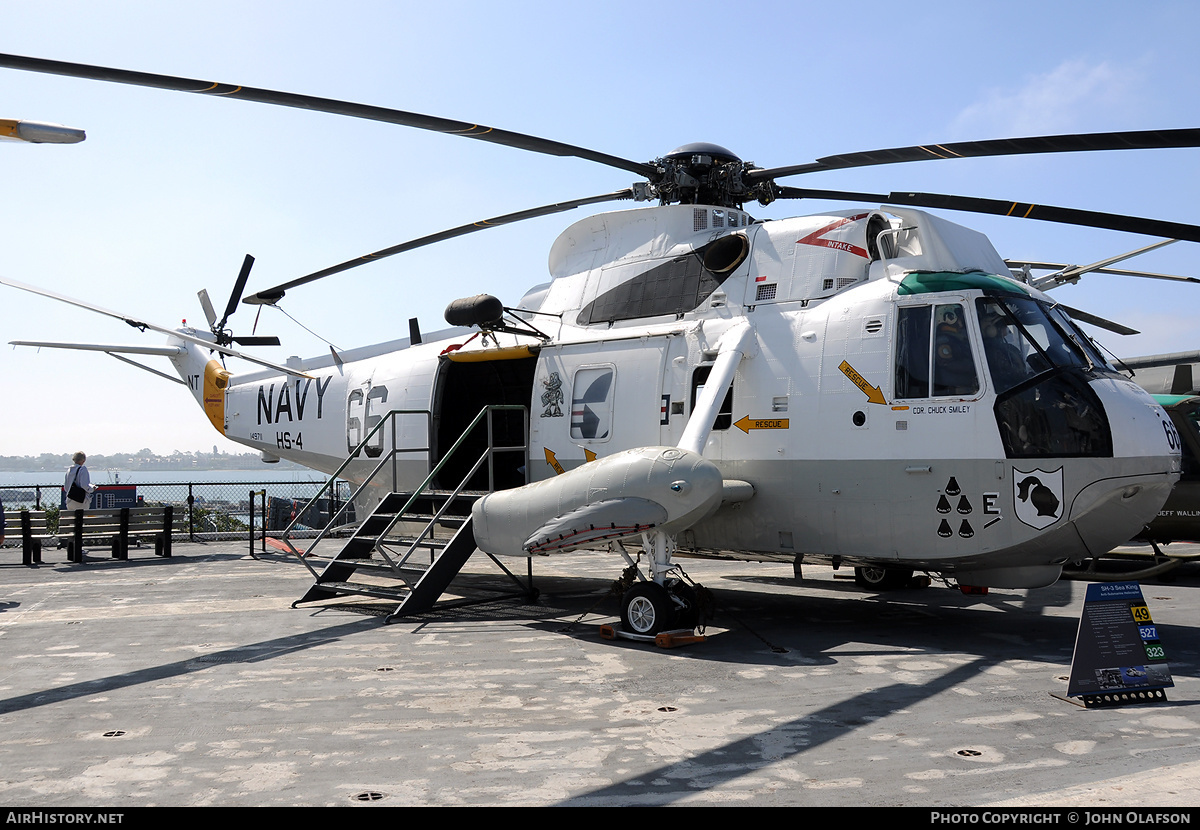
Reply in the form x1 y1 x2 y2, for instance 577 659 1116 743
272 405 536 622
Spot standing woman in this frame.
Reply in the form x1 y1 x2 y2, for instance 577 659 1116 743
65 451 93 511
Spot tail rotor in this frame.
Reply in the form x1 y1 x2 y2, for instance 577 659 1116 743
200 255 280 347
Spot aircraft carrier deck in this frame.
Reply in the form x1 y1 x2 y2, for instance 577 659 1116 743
1 539 1198 808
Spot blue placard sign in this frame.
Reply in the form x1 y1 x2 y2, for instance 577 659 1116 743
1067 581 1172 704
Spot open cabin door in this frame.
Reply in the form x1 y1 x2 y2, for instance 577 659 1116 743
530 336 675 482
431 350 537 492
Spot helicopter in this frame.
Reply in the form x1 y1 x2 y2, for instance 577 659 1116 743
0 53 1192 635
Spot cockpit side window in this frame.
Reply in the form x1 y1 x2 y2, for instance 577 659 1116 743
895 305 931 399
894 303 979 399
933 304 979 396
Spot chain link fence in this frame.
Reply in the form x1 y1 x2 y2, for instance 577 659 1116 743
0 479 356 544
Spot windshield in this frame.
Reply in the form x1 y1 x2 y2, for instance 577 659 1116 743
976 296 1091 394
1046 305 1114 371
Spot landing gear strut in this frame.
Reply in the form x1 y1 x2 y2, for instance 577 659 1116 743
610 531 708 645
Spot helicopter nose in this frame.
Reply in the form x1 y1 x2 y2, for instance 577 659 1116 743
1093 376 1183 465
1067 377 1181 555
1069 475 1176 557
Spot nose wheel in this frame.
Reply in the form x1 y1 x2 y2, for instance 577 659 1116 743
609 531 708 646
619 578 702 636
621 582 675 635
853 565 915 590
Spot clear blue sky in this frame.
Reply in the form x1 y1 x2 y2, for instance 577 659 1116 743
2 0 1198 456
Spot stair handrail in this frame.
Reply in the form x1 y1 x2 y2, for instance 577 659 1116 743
380 403 527 544
273 408 433 566
386 405 526 569
277 404 526 573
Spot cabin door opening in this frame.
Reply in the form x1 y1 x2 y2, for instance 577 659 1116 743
432 354 537 492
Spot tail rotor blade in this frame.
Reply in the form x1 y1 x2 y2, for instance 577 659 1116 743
231 335 282 346
218 254 255 329
197 289 218 329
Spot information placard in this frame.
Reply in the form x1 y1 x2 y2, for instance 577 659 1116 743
1067 581 1172 706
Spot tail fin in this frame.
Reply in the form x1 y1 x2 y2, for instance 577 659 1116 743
167 334 233 434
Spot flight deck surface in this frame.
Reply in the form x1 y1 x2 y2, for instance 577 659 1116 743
0 541 1197 807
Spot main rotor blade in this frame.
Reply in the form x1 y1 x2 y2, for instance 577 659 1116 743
0 53 655 178
1008 240 1199 289
1043 239 1180 281
244 189 635 305
774 186 1200 244
0 117 85 143
751 128 1200 181
1008 260 1200 286
1053 304 1140 336
0 275 310 377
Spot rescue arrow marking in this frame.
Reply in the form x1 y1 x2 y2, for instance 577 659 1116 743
734 415 790 434
838 359 887 404
545 447 595 472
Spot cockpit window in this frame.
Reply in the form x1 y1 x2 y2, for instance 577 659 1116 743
977 296 1091 394
1046 305 1114 371
978 296 1113 458
895 303 979 399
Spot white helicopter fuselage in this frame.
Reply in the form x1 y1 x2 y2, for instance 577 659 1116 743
172 204 1181 588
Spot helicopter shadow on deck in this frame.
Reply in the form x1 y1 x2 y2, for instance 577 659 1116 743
551 573 1200 805
308 561 1200 683
0 556 1195 808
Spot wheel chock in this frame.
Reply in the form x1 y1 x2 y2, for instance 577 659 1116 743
598 625 706 647
654 630 706 648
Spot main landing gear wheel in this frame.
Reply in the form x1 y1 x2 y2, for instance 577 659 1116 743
854 565 914 590
621 581 676 636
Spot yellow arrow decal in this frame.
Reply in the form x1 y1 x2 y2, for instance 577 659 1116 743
838 360 887 405
544 447 565 475
734 415 790 434
584 448 597 462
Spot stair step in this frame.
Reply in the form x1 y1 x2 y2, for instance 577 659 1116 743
304 559 428 578
353 510 469 541
379 492 482 514
296 474 495 615
314 580 411 600
361 513 464 526
385 535 453 546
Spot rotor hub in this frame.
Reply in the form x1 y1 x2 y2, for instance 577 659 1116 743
662 142 742 165
640 143 774 208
